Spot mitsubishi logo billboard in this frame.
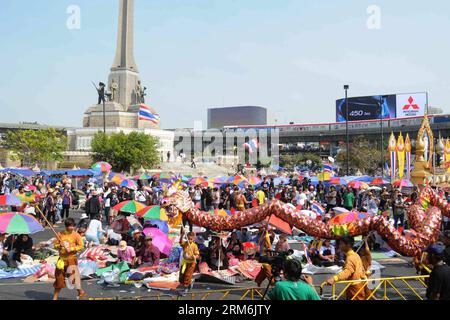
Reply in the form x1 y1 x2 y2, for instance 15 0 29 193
396 93 427 118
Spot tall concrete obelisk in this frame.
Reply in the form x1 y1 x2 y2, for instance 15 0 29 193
108 0 140 109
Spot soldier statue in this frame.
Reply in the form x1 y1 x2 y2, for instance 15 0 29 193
109 79 119 102
93 82 106 105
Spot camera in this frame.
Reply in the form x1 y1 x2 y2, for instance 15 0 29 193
259 249 294 281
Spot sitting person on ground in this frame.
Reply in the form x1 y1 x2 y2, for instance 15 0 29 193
77 213 90 230
117 240 137 266
85 214 105 246
317 239 336 267
268 259 320 300
0 233 8 268
275 234 291 254
226 232 242 257
138 235 161 267
9 234 34 268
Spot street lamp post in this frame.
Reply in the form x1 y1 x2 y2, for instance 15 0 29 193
344 85 350 176
379 96 384 176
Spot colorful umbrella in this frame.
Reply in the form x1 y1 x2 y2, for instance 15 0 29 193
142 228 173 255
109 172 125 185
134 173 151 180
329 211 369 225
112 200 146 214
136 205 168 221
247 176 262 186
0 212 44 235
120 179 137 189
229 175 246 185
153 172 174 182
209 176 228 185
392 179 414 188
147 220 169 234
189 177 208 187
329 177 349 185
0 194 23 206
370 177 389 185
91 162 112 173
347 181 369 189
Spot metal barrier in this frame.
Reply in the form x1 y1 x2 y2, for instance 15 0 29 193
319 275 430 300
89 287 267 301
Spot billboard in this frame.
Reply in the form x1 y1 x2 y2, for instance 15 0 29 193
336 92 427 122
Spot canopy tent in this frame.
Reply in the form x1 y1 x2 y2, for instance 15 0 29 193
0 168 36 177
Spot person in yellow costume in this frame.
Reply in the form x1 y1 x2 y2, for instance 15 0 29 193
326 236 369 300
179 225 200 294
53 218 86 300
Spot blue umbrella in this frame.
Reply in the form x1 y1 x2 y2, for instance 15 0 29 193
148 220 169 234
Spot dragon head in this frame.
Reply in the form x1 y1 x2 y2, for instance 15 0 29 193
160 182 193 219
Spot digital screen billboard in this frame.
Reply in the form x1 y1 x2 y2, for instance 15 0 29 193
336 92 427 122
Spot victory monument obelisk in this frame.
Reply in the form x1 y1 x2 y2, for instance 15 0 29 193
66 0 174 164
83 0 158 130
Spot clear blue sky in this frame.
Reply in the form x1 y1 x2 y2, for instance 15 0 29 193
0 0 449 128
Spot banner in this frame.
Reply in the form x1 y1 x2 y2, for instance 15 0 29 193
397 133 405 179
445 138 450 172
405 133 412 180
388 132 397 182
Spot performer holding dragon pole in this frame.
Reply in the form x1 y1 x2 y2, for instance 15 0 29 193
179 225 200 294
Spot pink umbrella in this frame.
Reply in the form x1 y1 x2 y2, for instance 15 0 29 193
143 227 173 256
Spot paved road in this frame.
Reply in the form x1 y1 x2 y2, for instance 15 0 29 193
0 210 425 300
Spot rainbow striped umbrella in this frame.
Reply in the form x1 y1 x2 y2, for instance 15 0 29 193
209 176 228 185
229 175 246 185
189 177 208 186
134 173 151 180
136 205 168 221
109 172 125 185
112 200 146 214
153 172 174 182
329 211 369 225
348 181 369 189
0 212 44 235
91 162 112 173
120 179 137 189
0 194 23 206
246 176 262 186
392 179 414 188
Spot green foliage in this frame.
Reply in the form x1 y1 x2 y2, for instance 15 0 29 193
91 131 160 172
2 128 67 166
336 136 388 175
280 153 322 169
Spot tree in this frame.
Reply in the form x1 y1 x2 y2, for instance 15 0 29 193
336 136 388 175
2 128 67 166
280 153 323 170
91 131 160 172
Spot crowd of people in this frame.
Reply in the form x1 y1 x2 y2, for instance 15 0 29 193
1 170 450 300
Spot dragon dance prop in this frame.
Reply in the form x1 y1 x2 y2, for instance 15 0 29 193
161 187 450 258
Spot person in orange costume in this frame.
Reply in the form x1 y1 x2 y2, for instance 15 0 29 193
53 218 86 300
326 236 369 300
179 226 200 294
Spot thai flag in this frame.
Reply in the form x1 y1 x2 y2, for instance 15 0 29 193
139 104 160 124
310 201 325 216
322 162 333 173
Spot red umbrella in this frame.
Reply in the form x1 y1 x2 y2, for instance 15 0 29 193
266 215 292 235
392 179 414 188
370 177 389 185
